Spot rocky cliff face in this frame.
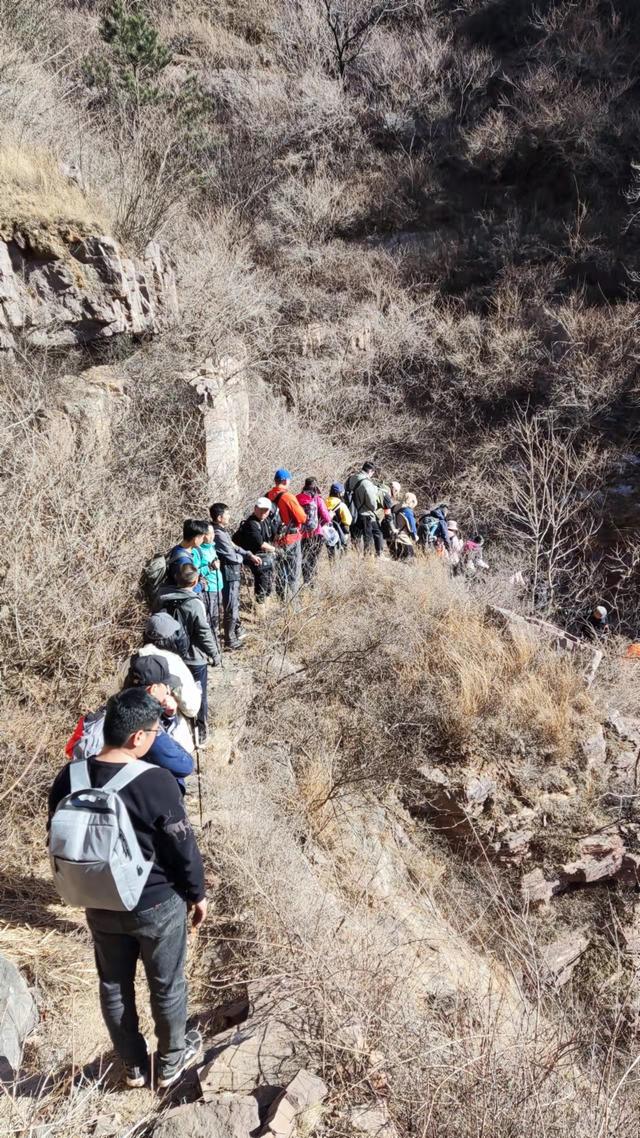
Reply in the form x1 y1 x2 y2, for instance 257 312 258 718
0 228 177 350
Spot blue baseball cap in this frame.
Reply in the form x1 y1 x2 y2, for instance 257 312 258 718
275 468 293 481
330 482 344 495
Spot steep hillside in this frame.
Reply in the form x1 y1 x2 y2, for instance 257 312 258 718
2 2 640 1136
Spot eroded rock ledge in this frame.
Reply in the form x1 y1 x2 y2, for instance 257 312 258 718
0 228 177 350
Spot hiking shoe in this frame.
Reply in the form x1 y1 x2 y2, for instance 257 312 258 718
157 1029 203 1089
225 640 245 651
125 1062 147 1088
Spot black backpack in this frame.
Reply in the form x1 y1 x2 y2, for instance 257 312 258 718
267 491 289 539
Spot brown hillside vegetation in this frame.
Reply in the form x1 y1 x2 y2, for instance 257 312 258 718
2 0 640 1135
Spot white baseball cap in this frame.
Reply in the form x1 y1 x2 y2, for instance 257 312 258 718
255 497 272 509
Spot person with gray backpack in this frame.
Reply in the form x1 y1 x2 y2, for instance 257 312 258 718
48 688 207 1090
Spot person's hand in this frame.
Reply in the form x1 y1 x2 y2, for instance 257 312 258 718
162 693 178 716
263 543 276 553
212 559 220 570
191 899 207 930
250 554 261 566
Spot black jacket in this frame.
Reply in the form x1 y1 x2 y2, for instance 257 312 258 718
48 758 205 912
234 515 273 555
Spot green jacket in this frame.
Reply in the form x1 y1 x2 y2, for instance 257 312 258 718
193 542 223 593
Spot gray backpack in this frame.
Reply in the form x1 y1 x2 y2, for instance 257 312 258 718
49 760 154 911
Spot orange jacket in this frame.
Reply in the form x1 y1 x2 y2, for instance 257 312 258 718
267 486 307 545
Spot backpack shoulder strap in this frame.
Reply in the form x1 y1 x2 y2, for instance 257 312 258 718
69 759 91 793
104 760 155 794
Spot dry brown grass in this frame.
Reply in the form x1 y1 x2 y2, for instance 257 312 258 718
0 141 109 235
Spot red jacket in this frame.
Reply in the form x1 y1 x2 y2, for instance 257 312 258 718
267 486 307 546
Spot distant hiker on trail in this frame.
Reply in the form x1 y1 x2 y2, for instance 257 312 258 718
266 468 307 601
137 613 202 754
168 519 210 589
192 523 223 655
447 520 464 572
233 498 277 604
49 688 206 1090
66 655 194 791
297 477 331 585
345 462 384 557
155 562 221 742
210 502 261 648
325 482 352 557
389 493 418 560
462 535 489 576
589 604 610 637
418 503 450 552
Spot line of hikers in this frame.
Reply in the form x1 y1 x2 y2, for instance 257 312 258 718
45 460 487 1095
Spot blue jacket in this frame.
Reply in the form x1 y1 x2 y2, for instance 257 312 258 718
168 545 202 593
148 722 194 792
401 506 417 539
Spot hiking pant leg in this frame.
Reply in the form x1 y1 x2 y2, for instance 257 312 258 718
86 912 147 1067
252 562 272 602
188 663 208 732
361 515 374 556
202 590 222 661
137 893 188 1066
223 578 241 644
302 536 323 585
372 518 384 556
276 543 300 600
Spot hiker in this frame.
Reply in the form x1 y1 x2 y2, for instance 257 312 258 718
325 482 352 556
210 502 261 648
345 462 384 557
462 535 489 575
266 468 307 601
386 493 417 560
297 477 331 585
155 562 221 741
193 524 223 655
49 688 206 1090
66 655 194 791
589 604 610 637
390 480 402 505
447 520 464 573
418 503 450 552
233 498 277 603
136 613 202 753
167 519 210 589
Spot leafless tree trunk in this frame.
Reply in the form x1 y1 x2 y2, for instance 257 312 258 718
320 0 404 78
504 411 601 612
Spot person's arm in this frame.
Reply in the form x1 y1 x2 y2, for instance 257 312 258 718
317 496 331 526
285 493 308 527
339 502 353 527
172 663 202 718
148 732 194 779
362 480 378 514
191 600 219 660
151 772 206 905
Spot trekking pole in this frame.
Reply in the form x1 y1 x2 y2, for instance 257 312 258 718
192 722 204 829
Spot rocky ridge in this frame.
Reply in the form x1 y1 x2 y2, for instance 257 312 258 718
0 228 177 350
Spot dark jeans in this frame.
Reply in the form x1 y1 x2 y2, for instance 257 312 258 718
202 589 222 660
392 542 415 561
251 559 273 602
222 576 241 645
188 662 208 733
359 514 384 556
87 892 188 1067
275 541 302 601
301 536 324 585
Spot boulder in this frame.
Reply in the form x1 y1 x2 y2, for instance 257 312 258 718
521 868 560 906
185 356 250 498
41 364 128 455
262 1069 328 1137
199 1017 297 1099
540 932 589 986
0 231 177 351
348 1104 398 1137
0 953 38 1076
606 710 640 743
154 1097 260 1138
581 725 606 770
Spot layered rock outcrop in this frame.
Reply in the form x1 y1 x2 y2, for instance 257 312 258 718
0 229 177 350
